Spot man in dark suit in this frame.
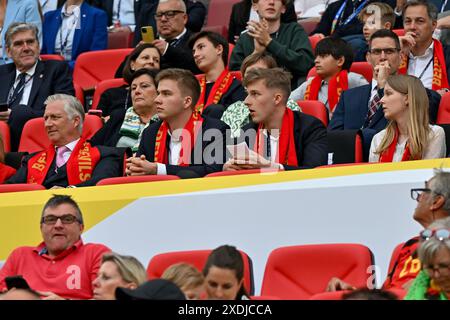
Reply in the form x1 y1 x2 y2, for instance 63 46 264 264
89 0 145 30
126 68 229 178
6 94 122 188
0 23 74 151
224 68 328 171
228 0 297 44
132 0 206 46
329 29 441 159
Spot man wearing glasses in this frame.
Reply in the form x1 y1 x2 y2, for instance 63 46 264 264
0 195 110 299
132 0 204 74
329 29 441 160
327 169 450 294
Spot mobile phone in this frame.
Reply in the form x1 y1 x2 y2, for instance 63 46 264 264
0 102 8 112
141 26 155 43
5 275 30 290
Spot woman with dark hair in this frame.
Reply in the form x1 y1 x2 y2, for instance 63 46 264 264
91 68 159 153
98 43 161 117
202 245 249 300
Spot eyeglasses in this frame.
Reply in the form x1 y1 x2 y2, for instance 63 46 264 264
368 48 400 55
420 228 450 241
41 214 81 225
423 262 450 276
410 188 431 201
154 10 185 20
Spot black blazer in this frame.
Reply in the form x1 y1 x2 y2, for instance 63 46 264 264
137 116 229 177
204 78 246 111
6 144 122 188
160 29 201 73
90 108 127 147
241 111 328 170
228 0 297 43
97 85 131 117
0 60 74 151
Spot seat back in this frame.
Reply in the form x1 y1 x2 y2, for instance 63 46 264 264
40 54 65 61
97 175 180 186
73 82 85 107
108 30 134 49
437 92 450 124
261 244 374 299
308 35 321 51
327 130 364 164
307 62 373 83
205 0 241 39
147 249 254 295
297 100 328 126
0 184 46 193
392 29 405 37
18 115 103 153
0 121 11 153
91 78 127 110
73 49 133 91
299 18 320 35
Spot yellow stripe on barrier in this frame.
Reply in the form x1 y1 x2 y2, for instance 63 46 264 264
1 158 449 260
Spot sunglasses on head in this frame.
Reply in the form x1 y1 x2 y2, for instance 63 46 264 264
419 228 450 241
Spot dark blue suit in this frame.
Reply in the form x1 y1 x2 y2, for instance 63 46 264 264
41 1 108 69
329 84 441 159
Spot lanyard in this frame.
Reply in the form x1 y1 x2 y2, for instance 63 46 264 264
331 0 369 34
115 0 122 22
441 0 449 13
7 74 34 106
59 15 77 57
417 56 434 81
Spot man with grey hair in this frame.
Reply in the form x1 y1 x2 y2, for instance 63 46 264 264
0 22 74 151
5 94 121 188
327 169 450 294
400 0 450 93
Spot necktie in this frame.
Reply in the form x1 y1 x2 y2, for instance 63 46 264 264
56 146 69 168
367 88 380 122
9 73 27 108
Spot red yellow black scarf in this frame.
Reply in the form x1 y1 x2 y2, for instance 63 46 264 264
195 69 234 115
304 70 348 112
27 139 101 185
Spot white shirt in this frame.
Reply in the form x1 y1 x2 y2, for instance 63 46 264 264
113 0 136 31
262 129 280 164
369 125 446 162
55 138 80 166
407 41 434 89
156 131 183 175
12 62 38 106
55 4 81 61
40 0 58 14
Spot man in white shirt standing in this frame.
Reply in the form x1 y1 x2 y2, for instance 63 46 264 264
400 0 450 94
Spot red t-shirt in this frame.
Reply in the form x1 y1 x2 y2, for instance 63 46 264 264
383 237 420 290
0 240 110 299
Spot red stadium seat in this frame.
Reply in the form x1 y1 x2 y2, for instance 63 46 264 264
0 184 46 193
40 54 65 61
392 29 405 37
96 175 180 186
228 43 234 65
205 0 241 39
327 130 364 164
91 78 127 110
437 92 450 124
18 115 104 153
261 244 375 299
201 25 228 38
73 82 85 107
297 100 328 126
308 35 321 51
0 121 11 153
147 249 255 295
307 62 373 83
73 49 133 91
108 30 134 49
299 18 320 35
206 169 279 177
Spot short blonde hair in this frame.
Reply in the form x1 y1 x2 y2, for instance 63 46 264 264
102 252 147 286
161 263 204 290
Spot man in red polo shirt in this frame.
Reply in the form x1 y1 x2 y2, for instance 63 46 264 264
0 194 110 300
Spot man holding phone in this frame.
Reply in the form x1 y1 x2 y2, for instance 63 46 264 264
0 195 110 300
0 23 74 151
